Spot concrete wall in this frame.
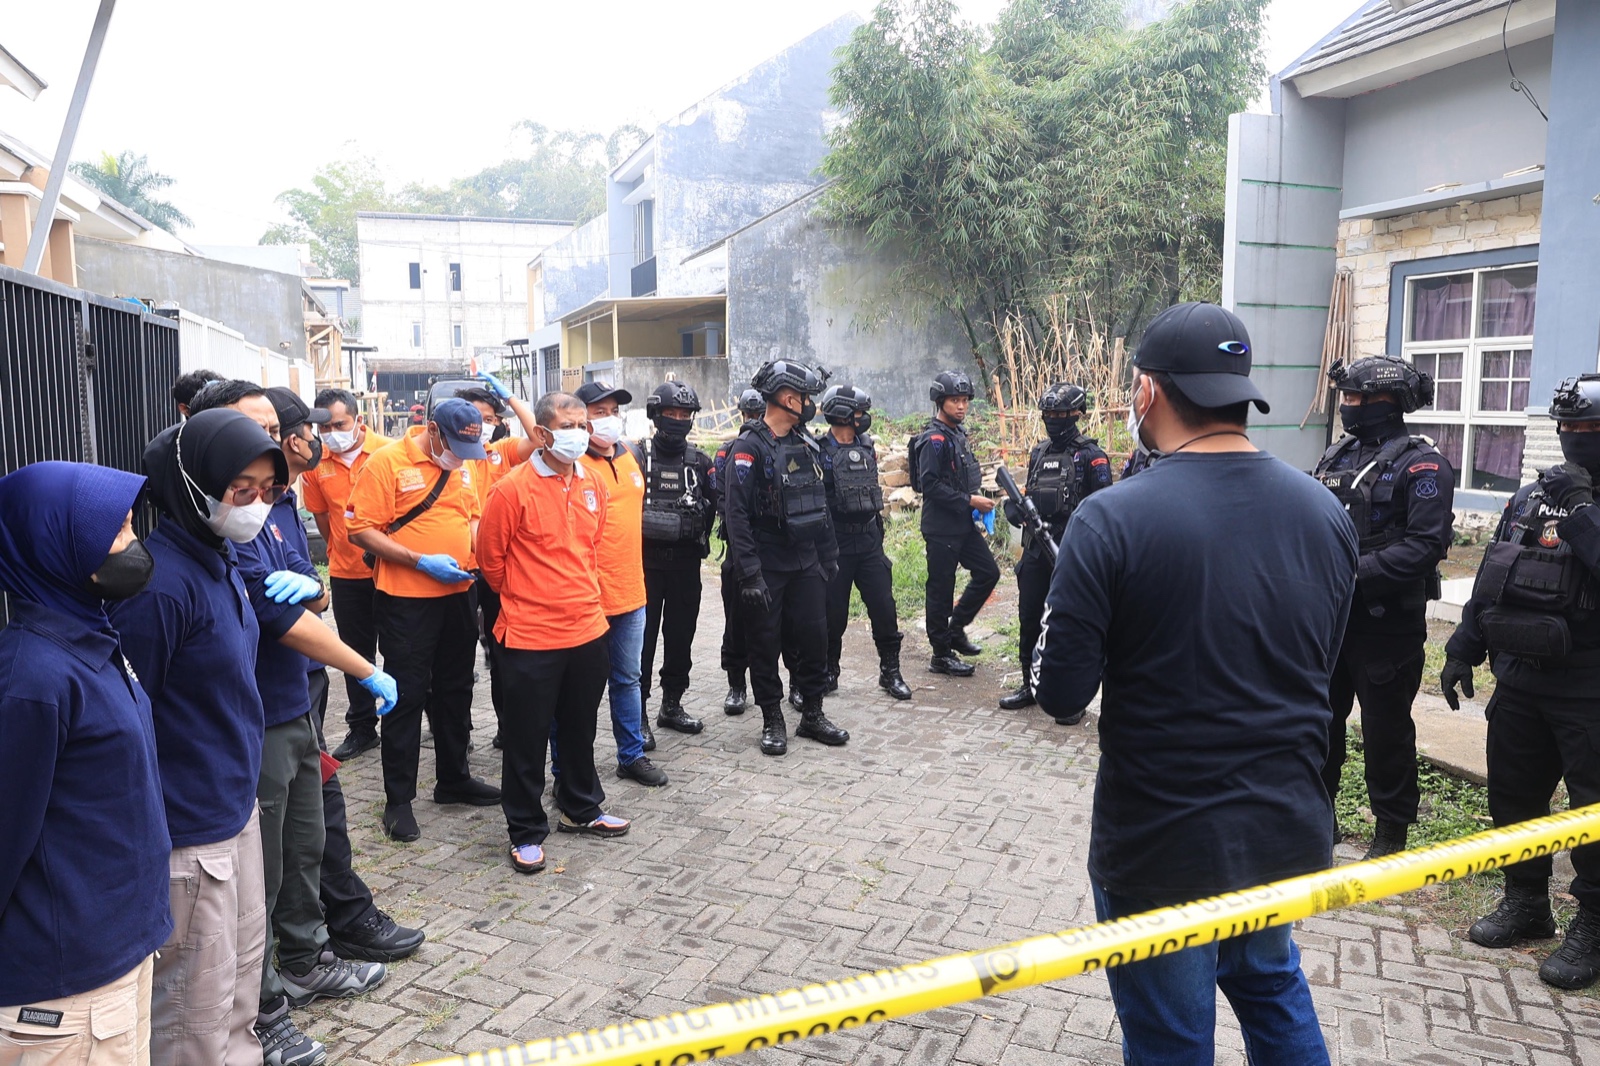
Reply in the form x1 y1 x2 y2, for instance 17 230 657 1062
1221 85 1346 470
726 194 974 416
356 214 571 364
1528 0 1600 401
537 214 611 322
74 237 307 359
610 357 730 416
1341 40 1551 210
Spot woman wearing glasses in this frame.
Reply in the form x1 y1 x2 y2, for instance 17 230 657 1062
105 409 285 1066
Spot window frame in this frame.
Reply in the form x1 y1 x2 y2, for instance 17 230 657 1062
408 262 421 290
1399 260 1536 492
449 262 461 292
410 322 422 348
452 323 463 349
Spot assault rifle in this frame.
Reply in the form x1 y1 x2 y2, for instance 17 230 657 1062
995 464 1057 563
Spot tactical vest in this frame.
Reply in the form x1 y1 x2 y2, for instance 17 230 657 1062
1315 434 1432 554
910 420 980 495
1027 444 1082 525
641 439 709 544
827 433 884 520
744 421 830 545
1472 491 1600 661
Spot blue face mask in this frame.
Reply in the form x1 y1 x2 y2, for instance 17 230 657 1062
549 428 590 462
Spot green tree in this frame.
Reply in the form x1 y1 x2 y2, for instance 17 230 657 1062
69 150 192 232
823 0 1267 379
260 154 396 283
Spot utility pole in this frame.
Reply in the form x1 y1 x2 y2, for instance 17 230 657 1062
24 0 117 276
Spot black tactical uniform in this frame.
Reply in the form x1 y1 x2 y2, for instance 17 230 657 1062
1000 383 1112 710
817 385 913 701
1444 374 1600 990
915 371 1000 676
714 389 766 716
1313 356 1454 859
639 382 717 736
724 362 848 755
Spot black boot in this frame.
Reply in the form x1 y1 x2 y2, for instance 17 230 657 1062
949 626 982 657
788 683 803 711
795 696 849 746
1469 880 1556 948
877 646 912 700
640 714 657 753
824 664 840 695
657 691 704 734
724 671 747 716
1542 905 1600 989
760 705 788 756
1363 819 1409 860
999 681 1035 710
929 650 975 677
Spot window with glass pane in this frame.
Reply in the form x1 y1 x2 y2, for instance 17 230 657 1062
1409 423 1464 471
1478 266 1537 338
1477 348 1532 412
1409 273 1473 342
1472 424 1525 492
1408 352 1464 412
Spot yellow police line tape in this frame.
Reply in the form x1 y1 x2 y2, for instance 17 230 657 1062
414 804 1600 1066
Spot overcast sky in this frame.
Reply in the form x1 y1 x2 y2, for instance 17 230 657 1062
3 1 1341 246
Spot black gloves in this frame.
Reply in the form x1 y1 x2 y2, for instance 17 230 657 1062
1441 657 1476 711
1540 463 1595 509
740 577 772 614
821 561 839 582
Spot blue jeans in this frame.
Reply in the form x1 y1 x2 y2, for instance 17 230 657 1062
604 607 646 767
1092 883 1329 1066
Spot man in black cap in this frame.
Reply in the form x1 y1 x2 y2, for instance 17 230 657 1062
914 370 1000 677
1034 302 1356 1063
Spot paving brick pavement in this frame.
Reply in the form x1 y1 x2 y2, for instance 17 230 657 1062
304 576 1600 1065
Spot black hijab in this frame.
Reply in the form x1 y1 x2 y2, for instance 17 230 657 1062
143 408 287 549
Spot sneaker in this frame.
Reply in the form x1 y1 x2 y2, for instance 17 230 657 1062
556 812 631 838
618 756 669 787
328 909 425 963
280 949 386 1008
331 728 378 762
256 996 326 1066
510 842 545 873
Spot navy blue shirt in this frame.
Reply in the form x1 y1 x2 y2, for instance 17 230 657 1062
235 490 318 727
110 523 265 848
1034 451 1358 904
0 601 172 1003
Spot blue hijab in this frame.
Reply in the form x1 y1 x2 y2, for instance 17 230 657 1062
0 461 147 627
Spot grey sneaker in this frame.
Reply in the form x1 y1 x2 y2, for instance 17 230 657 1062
256 996 326 1066
280 948 386 1007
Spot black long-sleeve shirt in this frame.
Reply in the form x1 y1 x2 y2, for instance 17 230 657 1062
1033 451 1357 904
916 417 981 536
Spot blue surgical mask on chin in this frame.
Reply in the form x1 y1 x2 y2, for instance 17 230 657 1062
549 428 590 462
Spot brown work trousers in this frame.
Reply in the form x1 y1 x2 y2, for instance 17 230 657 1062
0 956 153 1065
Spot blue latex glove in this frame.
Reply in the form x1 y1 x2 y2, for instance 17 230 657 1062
475 370 511 401
972 508 995 535
264 569 322 605
415 553 475 584
357 665 398 716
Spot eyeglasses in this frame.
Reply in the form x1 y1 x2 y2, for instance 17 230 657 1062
224 484 288 506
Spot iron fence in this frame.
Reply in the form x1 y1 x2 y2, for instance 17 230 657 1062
0 264 181 621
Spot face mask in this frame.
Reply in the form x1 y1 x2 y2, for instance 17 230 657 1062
549 427 590 462
85 539 154 601
295 432 323 471
591 415 625 445
205 497 273 543
853 411 874 434
490 421 510 443
654 417 693 443
1339 400 1403 442
785 398 816 423
1560 431 1600 473
321 428 360 455
429 433 465 471
1126 377 1154 458
1045 417 1077 445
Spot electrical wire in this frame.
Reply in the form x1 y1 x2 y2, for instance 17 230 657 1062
1502 0 1548 122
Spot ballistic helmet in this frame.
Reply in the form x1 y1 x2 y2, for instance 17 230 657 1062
646 380 701 419
1328 355 1433 413
1038 382 1088 416
737 389 766 418
820 384 872 424
930 370 975 404
1551 375 1600 425
751 360 826 400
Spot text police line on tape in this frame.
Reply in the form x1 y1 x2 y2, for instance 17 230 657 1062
412 804 1600 1066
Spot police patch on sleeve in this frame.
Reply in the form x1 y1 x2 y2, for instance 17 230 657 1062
1414 477 1439 499
734 456 753 482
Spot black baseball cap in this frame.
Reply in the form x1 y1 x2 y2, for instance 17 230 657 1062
265 387 333 434
1133 302 1270 413
575 380 633 406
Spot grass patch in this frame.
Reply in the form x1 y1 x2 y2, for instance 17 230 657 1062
1334 733 1494 847
1421 619 1494 701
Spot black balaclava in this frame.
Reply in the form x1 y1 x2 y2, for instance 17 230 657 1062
1560 430 1600 475
652 416 693 456
1340 399 1405 444
1045 416 1078 446
143 409 287 550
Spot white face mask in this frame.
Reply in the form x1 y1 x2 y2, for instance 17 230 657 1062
1126 376 1154 459
429 433 465 471
321 428 360 455
549 427 590 462
590 415 625 446
205 498 273 543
